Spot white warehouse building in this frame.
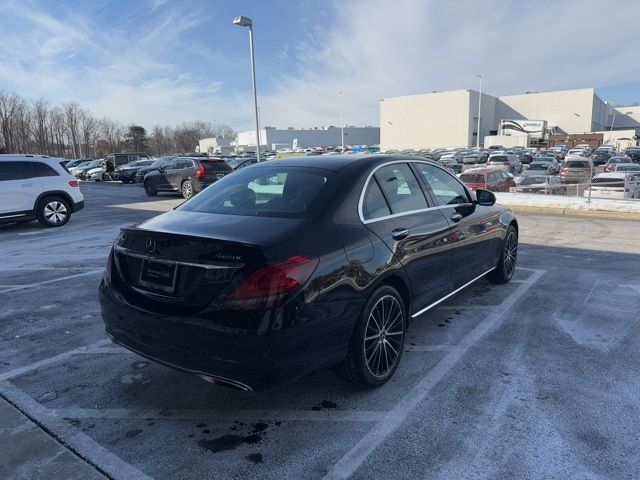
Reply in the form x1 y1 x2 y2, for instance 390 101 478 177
380 87 640 150
236 126 380 151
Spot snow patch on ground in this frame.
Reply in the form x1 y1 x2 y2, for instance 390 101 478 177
495 192 640 214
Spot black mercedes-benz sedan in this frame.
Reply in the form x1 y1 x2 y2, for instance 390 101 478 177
99 155 518 391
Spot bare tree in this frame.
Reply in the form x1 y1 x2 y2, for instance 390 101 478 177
0 88 238 157
63 102 82 158
0 90 22 153
79 109 99 158
31 99 50 154
49 107 67 157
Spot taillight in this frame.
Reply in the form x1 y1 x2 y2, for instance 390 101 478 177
68 180 79 187
104 247 113 284
195 164 206 178
224 255 319 310
561 168 568 173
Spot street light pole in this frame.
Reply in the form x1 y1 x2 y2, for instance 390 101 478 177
476 74 486 148
233 16 261 162
339 91 344 152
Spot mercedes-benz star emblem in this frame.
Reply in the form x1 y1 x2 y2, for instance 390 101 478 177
145 237 156 253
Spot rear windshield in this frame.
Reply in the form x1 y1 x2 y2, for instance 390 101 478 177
565 161 589 168
201 159 233 171
520 176 547 185
528 163 548 170
460 173 486 183
489 156 507 162
179 167 330 217
616 165 640 172
592 177 625 187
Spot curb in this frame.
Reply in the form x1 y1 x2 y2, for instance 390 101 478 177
504 204 640 221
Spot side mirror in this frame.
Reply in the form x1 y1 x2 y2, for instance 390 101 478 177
475 189 496 206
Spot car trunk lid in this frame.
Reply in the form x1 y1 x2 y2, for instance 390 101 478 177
113 210 308 313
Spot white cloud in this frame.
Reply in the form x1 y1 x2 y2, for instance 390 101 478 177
1 0 639 132
258 0 640 130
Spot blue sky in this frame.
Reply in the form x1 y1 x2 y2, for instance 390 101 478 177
1 0 639 131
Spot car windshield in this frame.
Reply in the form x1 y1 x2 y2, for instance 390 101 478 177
520 176 547 185
150 157 173 168
179 167 331 218
609 157 629 163
86 160 101 168
616 165 640 172
460 173 486 183
489 156 507 162
528 163 548 170
226 158 251 169
565 161 589 168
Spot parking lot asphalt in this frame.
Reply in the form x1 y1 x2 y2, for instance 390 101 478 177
1 182 639 479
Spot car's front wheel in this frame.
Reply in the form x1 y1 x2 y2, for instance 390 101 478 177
487 225 518 284
181 180 194 199
37 196 71 227
337 285 406 388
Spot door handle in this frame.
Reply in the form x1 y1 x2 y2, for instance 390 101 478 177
449 212 463 223
391 228 409 240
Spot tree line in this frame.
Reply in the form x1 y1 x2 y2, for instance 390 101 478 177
0 89 236 158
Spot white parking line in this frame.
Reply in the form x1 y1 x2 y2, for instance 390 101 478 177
51 407 384 423
406 345 454 352
0 269 103 294
620 284 640 295
437 305 495 310
0 340 110 382
0 381 153 480
322 269 545 480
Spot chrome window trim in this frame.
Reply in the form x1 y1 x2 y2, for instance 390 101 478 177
358 159 474 224
113 245 243 270
411 268 495 318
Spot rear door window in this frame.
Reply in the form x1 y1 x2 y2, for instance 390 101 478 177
0 162 25 181
28 162 59 177
414 163 470 206
373 163 427 214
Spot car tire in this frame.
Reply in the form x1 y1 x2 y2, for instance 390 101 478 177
181 180 194 199
487 225 518 284
121 178 130 184
36 196 71 228
337 285 406 388
144 181 157 197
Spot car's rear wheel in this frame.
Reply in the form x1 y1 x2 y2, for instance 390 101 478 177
121 178 130 184
37 196 71 227
181 180 194 199
487 225 518 284
144 181 157 197
337 285 406 388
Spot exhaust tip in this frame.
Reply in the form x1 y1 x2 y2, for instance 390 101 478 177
197 374 253 392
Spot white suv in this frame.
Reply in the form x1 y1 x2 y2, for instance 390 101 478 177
0 155 84 227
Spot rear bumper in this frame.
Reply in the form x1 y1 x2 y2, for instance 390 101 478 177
73 200 85 212
98 281 356 391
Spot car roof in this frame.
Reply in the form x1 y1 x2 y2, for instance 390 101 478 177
250 154 436 173
0 154 62 163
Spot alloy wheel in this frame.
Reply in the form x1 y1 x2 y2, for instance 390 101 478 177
182 181 193 198
503 230 518 277
44 201 67 224
363 295 404 378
